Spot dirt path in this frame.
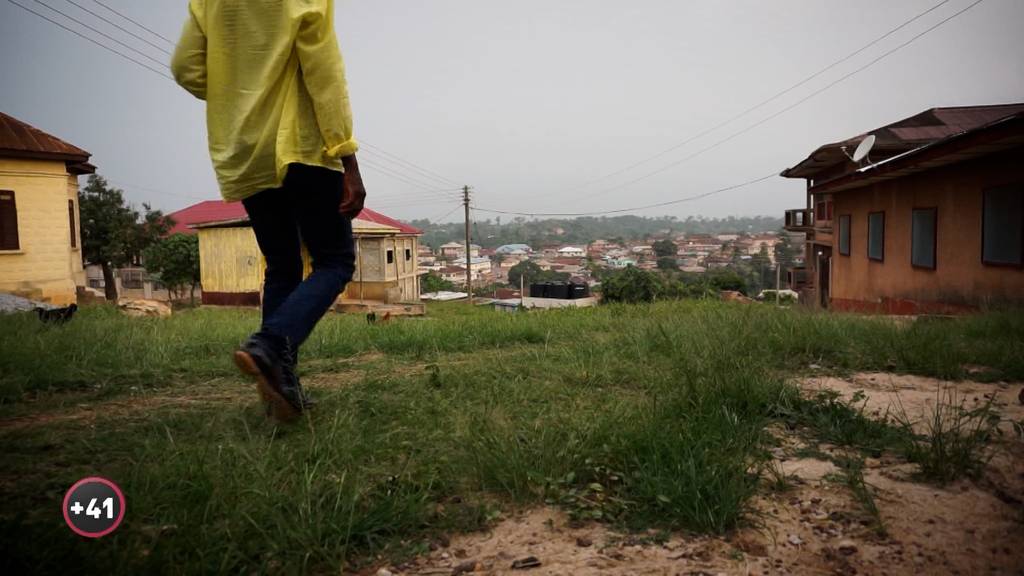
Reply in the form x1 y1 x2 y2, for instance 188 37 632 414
388 374 1024 576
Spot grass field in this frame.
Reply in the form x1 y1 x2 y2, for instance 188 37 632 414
1 301 1022 574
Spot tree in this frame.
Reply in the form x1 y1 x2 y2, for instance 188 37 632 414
601 266 665 304
421 271 455 294
773 233 798 287
130 203 174 266
507 260 569 289
679 272 717 300
652 239 677 258
749 244 773 294
79 175 175 300
508 260 540 289
585 259 606 282
79 175 139 300
706 268 747 294
143 233 200 304
656 256 678 271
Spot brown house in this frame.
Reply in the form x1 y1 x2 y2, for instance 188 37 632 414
781 103 1024 314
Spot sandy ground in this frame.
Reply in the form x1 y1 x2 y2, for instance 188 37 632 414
378 374 1024 576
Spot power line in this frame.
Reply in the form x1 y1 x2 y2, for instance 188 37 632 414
371 191 463 203
374 189 462 199
9 0 469 213
11 0 465 199
66 0 172 55
91 0 175 46
5 0 172 79
557 0 954 196
359 140 461 187
371 199 464 213
106 178 212 202
552 0 987 205
359 145 462 190
358 152 463 192
74 7 465 197
359 157 464 194
29 0 169 69
370 196 464 209
425 202 464 223
368 186 465 201
473 172 776 218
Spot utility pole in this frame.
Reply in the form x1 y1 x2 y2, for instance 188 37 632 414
463 185 473 305
775 262 781 307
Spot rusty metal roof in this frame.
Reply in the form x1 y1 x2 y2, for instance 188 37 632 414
0 112 93 166
782 103 1024 180
808 111 1024 195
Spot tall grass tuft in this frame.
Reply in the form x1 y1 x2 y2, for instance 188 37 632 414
893 387 999 484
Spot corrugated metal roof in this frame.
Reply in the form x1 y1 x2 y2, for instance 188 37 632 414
168 200 422 236
810 112 1024 195
0 111 92 163
782 103 1024 179
167 200 238 235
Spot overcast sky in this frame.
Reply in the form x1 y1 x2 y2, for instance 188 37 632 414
2 0 1022 222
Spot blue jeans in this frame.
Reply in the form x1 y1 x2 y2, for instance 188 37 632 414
241 164 356 350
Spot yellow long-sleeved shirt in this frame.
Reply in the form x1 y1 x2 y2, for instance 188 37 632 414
171 0 358 202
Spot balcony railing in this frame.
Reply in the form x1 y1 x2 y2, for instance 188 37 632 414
784 209 813 232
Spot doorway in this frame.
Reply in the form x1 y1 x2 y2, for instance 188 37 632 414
817 246 832 309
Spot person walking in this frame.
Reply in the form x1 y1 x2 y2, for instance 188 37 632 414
171 0 366 422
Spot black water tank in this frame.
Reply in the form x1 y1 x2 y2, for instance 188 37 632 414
548 282 570 299
529 283 546 298
570 283 589 299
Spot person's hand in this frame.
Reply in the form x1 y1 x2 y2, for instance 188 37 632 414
340 154 366 219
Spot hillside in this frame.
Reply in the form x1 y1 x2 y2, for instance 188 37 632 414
1 302 1022 574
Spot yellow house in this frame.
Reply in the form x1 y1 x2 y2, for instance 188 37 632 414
177 201 423 309
0 112 94 305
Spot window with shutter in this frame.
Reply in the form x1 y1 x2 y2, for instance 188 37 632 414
982 185 1023 267
69 199 77 248
868 211 885 262
838 215 851 256
911 208 937 269
0 191 19 251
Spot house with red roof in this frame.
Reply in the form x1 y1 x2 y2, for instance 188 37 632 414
167 200 421 236
171 200 424 308
0 112 95 305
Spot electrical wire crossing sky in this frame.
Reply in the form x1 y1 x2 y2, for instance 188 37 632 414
1 0 1021 222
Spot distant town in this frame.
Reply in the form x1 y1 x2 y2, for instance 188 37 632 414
415 215 801 302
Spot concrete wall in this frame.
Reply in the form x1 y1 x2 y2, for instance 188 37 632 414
198 226 263 296
830 147 1023 313
352 236 419 302
0 157 83 305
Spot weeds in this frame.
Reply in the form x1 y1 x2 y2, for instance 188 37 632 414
761 459 794 493
830 456 887 538
0 301 1018 572
780 383 1002 486
892 386 999 484
772 389 908 456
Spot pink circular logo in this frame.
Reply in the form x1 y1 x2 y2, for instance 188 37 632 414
62 476 126 538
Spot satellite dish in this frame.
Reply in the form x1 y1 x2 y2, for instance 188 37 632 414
852 134 876 163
